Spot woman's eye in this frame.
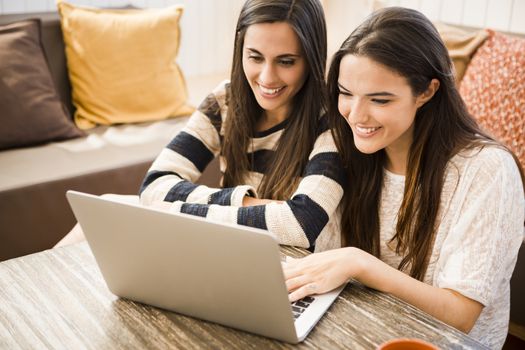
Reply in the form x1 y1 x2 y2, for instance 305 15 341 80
372 99 390 105
338 90 352 97
248 55 263 62
279 59 295 66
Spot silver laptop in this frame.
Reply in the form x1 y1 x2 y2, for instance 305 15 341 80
66 190 344 343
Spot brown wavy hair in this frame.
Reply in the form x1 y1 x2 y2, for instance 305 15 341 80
222 0 327 199
327 7 525 280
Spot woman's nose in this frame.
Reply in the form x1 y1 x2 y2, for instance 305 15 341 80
348 99 367 123
259 63 277 85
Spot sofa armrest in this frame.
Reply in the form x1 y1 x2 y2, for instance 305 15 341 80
510 242 525 340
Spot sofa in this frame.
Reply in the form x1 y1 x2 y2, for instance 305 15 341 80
0 11 222 262
436 23 525 343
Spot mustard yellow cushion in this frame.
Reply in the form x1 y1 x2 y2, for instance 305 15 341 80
57 1 194 129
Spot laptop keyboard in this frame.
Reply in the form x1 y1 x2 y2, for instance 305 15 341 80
291 296 315 320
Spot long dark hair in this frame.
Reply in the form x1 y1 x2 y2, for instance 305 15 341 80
328 7 524 280
222 0 327 199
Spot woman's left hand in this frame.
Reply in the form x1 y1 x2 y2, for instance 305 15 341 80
283 247 363 302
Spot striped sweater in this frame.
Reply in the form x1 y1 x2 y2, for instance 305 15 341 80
139 81 345 250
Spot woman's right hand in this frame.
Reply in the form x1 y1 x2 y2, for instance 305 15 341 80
283 247 363 302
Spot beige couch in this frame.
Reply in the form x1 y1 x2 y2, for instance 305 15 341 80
0 12 221 262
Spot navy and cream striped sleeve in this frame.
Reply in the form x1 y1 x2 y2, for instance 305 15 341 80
155 123 346 249
139 81 256 207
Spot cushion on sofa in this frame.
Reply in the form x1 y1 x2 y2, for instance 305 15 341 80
434 22 489 85
0 19 83 150
0 70 224 262
460 30 525 168
57 1 194 129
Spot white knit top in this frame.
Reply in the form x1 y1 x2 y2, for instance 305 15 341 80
379 146 524 349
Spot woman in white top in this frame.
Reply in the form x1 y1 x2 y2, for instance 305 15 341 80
283 7 525 349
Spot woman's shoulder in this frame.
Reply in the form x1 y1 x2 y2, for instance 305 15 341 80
454 144 517 169
197 79 230 120
451 144 523 186
310 115 340 154
211 79 230 98
209 79 230 106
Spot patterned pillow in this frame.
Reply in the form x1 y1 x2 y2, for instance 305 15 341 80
460 30 525 168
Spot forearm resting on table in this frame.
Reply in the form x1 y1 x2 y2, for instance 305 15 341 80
56 196 277 247
354 248 483 333
242 196 282 206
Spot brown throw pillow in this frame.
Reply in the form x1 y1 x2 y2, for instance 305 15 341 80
0 19 83 150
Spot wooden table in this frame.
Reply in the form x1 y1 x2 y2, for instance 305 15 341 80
0 242 487 349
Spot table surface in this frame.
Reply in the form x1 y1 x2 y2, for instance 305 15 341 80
0 242 487 349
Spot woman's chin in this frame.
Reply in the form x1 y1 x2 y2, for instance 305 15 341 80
354 143 380 155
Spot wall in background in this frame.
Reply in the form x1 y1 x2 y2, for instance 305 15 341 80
0 0 212 12
2 0 524 76
375 0 525 33
324 0 525 60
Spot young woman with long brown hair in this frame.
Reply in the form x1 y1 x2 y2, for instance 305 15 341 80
284 7 524 349
139 0 345 251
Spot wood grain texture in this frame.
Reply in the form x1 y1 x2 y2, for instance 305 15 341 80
0 243 487 349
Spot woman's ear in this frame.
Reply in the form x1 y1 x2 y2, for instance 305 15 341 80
416 78 440 107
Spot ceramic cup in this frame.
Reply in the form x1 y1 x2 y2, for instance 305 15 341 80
377 338 440 350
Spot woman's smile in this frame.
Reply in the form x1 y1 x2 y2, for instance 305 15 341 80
257 83 286 98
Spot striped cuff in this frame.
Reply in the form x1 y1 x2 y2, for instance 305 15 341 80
168 200 184 213
231 185 257 207
207 185 256 206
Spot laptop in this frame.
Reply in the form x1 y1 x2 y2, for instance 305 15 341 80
66 190 345 343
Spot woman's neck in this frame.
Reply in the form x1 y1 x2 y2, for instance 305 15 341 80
257 109 288 132
384 126 414 175
385 144 410 176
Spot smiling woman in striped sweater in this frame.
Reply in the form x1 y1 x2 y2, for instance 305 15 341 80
139 0 345 251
